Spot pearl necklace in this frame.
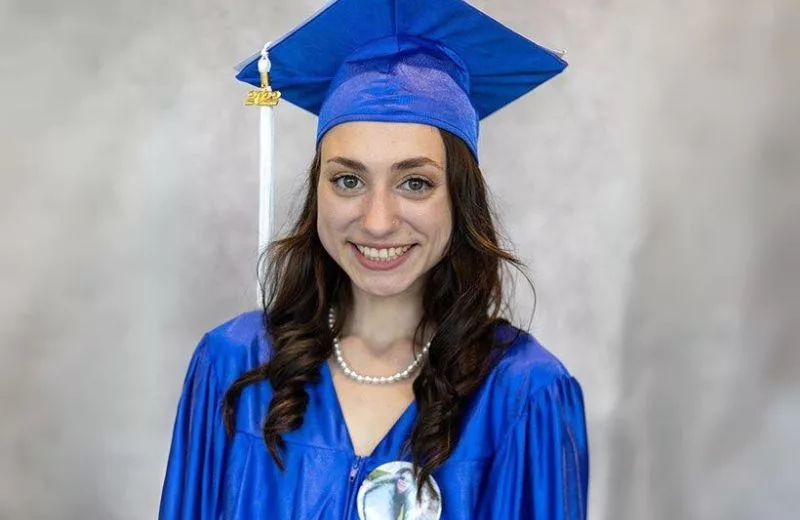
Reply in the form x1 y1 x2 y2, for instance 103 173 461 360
328 307 430 385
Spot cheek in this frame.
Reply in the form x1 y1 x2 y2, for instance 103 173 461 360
316 193 336 250
428 198 453 244
317 192 356 241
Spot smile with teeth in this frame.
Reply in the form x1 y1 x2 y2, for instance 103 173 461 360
355 244 412 262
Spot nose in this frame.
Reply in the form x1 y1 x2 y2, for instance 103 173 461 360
361 187 399 236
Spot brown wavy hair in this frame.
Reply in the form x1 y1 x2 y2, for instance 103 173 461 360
222 128 531 488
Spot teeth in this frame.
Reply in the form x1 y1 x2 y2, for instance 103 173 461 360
356 244 411 262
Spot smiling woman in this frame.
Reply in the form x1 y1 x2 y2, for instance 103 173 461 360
318 122 452 299
158 1 588 519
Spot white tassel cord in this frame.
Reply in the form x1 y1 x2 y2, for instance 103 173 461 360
256 44 276 304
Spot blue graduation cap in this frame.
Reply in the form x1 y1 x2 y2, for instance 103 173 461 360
236 0 566 158
235 0 566 297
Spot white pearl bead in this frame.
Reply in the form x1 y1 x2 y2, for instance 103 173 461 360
328 306 429 385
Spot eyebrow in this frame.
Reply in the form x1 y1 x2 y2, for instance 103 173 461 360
325 156 443 172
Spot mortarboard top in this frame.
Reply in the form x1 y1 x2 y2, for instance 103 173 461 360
235 0 567 159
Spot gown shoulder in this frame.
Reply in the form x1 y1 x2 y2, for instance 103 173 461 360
449 323 584 462
193 309 271 389
492 322 577 396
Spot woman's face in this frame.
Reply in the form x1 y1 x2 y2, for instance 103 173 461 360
317 121 452 299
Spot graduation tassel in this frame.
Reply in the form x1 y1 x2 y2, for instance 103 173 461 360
245 43 281 304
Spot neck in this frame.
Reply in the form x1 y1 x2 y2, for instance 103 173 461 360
342 284 426 355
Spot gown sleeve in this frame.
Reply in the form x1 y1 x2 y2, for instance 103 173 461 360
159 335 229 520
481 374 590 519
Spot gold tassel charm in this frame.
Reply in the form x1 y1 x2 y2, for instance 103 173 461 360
245 44 281 107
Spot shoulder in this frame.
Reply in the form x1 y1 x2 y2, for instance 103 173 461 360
450 323 581 460
182 310 274 437
191 309 272 391
489 322 577 397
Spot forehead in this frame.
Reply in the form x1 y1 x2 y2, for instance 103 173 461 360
320 121 445 165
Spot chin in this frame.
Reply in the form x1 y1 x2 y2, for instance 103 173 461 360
352 279 416 298
352 260 441 299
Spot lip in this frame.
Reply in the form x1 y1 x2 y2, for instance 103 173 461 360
353 242 414 249
350 242 414 271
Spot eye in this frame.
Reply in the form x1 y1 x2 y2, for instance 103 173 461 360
331 174 363 191
400 176 433 193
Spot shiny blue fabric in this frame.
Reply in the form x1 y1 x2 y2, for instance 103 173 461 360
159 311 589 519
234 0 568 158
316 36 479 158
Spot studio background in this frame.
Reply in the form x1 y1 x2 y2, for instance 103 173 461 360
1 0 797 518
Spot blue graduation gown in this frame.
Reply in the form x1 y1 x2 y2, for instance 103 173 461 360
159 311 589 519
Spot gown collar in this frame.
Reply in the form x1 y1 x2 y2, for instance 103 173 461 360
318 360 418 460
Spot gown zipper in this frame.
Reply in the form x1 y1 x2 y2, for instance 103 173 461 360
344 456 364 518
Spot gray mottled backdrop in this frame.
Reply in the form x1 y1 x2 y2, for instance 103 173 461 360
1 0 797 518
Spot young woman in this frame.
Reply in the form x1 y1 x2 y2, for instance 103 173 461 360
160 1 589 519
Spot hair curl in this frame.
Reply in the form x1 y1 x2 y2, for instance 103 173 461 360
223 129 531 489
